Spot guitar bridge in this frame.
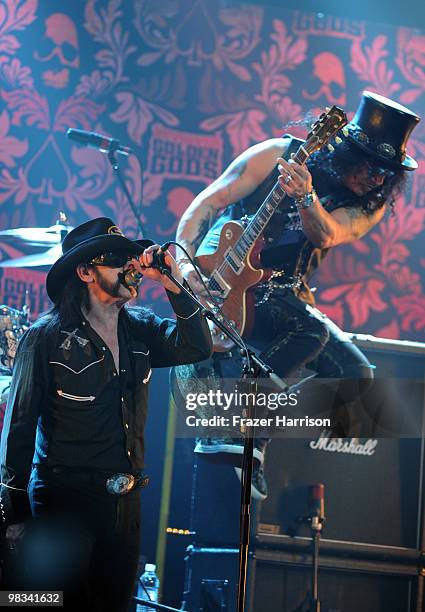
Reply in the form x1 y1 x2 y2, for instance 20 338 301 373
209 270 231 298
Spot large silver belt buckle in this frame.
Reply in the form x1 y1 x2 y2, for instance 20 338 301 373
106 473 135 495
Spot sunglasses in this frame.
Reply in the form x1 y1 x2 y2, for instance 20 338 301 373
88 252 135 268
364 159 396 179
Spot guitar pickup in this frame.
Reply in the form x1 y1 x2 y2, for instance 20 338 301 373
224 247 243 275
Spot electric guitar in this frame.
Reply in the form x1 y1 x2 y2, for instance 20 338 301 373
195 106 348 351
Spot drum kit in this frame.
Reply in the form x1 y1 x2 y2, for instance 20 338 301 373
0 217 72 420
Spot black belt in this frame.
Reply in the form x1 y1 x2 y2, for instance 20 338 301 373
32 464 150 496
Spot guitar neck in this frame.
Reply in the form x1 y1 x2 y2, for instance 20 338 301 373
234 145 310 259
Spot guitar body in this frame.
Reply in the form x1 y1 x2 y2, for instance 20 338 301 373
196 220 269 352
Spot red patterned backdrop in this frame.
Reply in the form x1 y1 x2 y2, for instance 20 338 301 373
0 0 424 339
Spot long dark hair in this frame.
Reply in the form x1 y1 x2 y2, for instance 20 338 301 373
307 138 408 213
44 272 91 332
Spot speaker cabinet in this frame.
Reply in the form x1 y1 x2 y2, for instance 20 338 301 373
250 548 419 612
257 438 422 549
184 545 420 612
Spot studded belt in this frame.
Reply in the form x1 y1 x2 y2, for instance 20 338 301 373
32 465 150 496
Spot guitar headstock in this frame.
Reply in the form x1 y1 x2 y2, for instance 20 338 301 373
304 106 348 157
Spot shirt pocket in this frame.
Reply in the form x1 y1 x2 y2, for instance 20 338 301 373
49 355 105 402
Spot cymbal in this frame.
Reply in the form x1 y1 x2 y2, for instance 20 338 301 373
0 224 71 247
0 244 62 268
0 223 72 268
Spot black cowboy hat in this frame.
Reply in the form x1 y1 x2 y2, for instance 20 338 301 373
345 91 420 170
46 217 153 302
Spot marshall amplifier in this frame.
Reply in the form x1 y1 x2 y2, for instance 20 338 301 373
249 337 425 612
256 437 423 549
257 336 425 548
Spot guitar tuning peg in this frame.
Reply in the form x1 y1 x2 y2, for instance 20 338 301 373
342 127 349 137
327 144 335 152
334 136 342 144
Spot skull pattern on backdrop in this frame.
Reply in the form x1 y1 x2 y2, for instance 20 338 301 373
0 0 423 337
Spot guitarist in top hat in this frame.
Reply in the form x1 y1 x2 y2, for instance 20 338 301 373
174 91 420 500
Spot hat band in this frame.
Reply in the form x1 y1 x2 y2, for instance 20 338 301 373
349 125 399 160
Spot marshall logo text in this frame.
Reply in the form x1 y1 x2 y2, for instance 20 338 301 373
309 432 378 456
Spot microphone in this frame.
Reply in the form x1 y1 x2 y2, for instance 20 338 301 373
151 248 170 272
66 128 133 156
119 245 171 289
120 268 143 289
309 483 325 531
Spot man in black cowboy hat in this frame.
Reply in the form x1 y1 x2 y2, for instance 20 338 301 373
173 91 420 499
0 217 212 609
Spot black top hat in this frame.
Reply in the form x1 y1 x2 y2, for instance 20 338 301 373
46 217 153 302
345 91 420 170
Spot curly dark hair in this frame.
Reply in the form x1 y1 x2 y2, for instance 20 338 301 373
306 136 408 214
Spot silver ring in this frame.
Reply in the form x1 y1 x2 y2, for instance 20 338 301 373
284 173 293 184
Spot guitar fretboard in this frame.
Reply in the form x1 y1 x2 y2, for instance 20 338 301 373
233 145 309 261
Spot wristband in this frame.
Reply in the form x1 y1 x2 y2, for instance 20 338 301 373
295 189 317 209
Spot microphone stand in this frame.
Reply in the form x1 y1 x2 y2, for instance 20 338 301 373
157 261 288 612
294 501 325 612
310 515 322 612
107 146 145 237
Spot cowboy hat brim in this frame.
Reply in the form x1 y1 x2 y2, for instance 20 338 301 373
46 233 154 302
